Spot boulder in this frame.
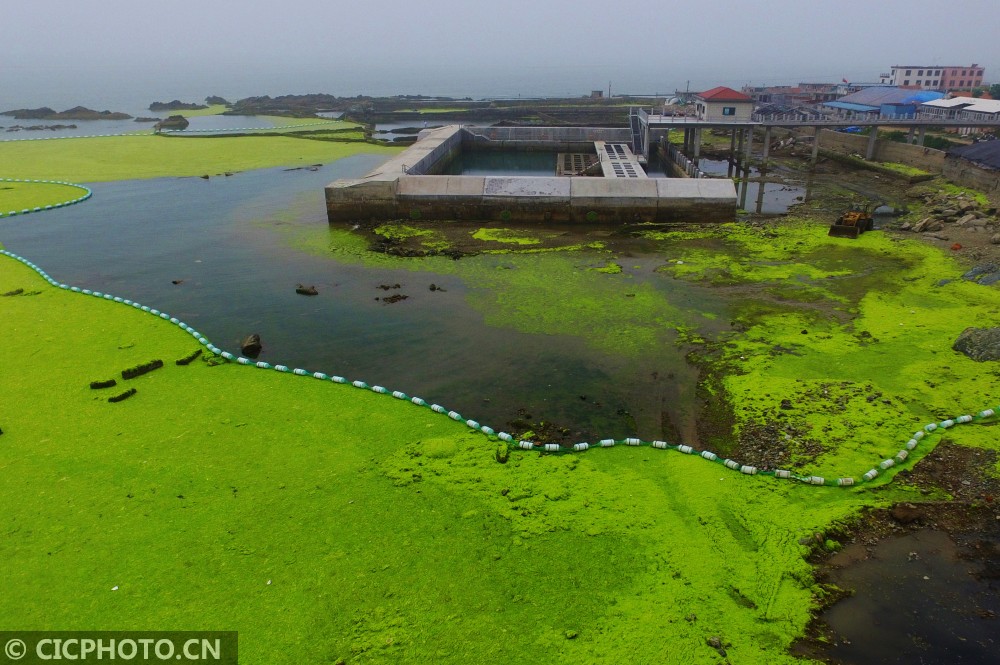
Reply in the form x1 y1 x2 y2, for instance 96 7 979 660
953 327 1000 362
955 213 978 226
241 334 262 359
991 234 1000 245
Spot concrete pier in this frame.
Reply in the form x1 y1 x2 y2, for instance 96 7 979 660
326 125 737 224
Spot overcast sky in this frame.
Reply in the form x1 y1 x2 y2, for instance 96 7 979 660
3 0 998 107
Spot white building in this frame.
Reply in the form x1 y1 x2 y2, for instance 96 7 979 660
919 97 1000 134
879 64 985 91
692 87 754 122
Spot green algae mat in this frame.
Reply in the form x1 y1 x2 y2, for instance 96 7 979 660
0 134 398 182
4 211 1000 663
0 249 882 664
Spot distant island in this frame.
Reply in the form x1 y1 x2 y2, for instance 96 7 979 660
1 106 132 120
148 100 208 112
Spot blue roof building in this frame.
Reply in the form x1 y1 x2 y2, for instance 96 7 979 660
824 87 945 117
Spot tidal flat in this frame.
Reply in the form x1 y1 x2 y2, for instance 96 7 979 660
1 127 999 663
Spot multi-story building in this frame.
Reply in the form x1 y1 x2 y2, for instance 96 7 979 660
878 64 985 91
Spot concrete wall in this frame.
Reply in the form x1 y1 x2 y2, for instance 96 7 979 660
943 157 1000 205
779 127 946 171
462 126 631 152
698 101 753 123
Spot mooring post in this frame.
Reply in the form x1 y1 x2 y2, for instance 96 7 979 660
865 125 878 160
811 125 821 166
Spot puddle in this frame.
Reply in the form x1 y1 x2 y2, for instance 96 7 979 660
812 528 1000 664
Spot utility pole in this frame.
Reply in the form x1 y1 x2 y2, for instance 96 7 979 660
608 81 612 99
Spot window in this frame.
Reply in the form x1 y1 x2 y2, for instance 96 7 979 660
962 70 967 76
935 70 941 76
918 69 924 76
916 80 922 86
904 80 910 86
722 107 736 116
960 80 966 87
951 69 957 76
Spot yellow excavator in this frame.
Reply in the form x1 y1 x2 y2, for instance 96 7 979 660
828 203 876 239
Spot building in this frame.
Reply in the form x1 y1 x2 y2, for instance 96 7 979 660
824 87 945 118
919 96 1000 134
878 64 985 91
741 83 840 105
692 87 753 122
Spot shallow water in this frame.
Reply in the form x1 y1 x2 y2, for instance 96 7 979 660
818 529 1000 664
0 154 893 443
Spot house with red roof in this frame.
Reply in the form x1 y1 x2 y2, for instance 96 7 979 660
693 86 754 122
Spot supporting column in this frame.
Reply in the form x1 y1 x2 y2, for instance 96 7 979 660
907 126 916 144
811 125 821 166
865 125 878 160
761 126 772 169
693 127 701 162
754 171 767 214
738 167 750 211
743 127 753 165
736 127 746 165
917 126 927 146
683 128 691 154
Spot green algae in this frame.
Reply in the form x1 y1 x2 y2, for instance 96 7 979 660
0 181 86 212
593 261 623 274
0 134 400 182
2 253 878 664
471 227 542 245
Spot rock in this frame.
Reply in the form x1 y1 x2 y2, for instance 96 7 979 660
241 334 262 359
991 234 1000 245
953 327 1000 361
956 213 978 226
911 218 933 232
923 221 944 233
149 100 208 112
155 115 189 131
707 637 723 649
295 284 318 296
890 503 924 524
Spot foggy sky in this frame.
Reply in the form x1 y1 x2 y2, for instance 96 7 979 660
4 0 999 108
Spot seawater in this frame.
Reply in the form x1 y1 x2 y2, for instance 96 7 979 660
0 155 737 442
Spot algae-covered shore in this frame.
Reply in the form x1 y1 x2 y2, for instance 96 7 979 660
2 125 999 663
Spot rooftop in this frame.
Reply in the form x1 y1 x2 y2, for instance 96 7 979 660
696 86 752 102
922 97 1000 114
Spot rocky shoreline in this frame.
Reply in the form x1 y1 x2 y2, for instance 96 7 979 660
1 106 132 120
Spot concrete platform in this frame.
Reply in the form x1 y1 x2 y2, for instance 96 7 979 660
326 125 737 223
